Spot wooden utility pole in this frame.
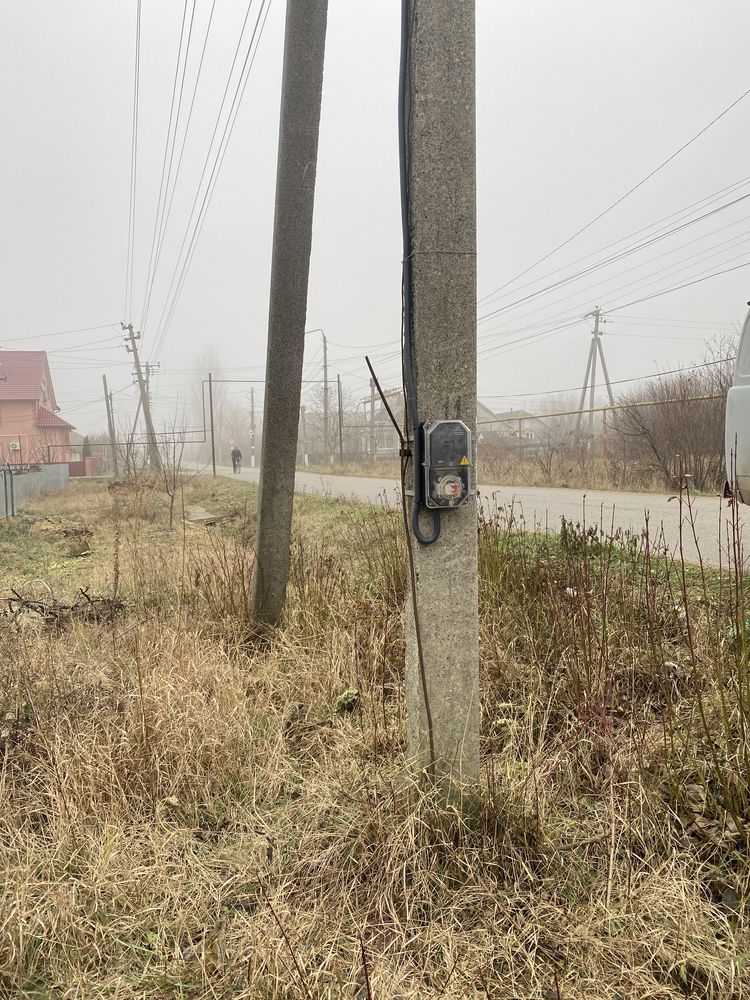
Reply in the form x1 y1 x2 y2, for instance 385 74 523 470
337 373 344 464
102 374 119 477
252 0 328 625
402 0 479 784
122 323 162 474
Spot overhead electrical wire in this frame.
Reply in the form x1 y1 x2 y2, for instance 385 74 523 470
479 354 736 400
474 235 749 359
141 0 218 334
478 83 750 305
478 190 750 325
478 172 750 312
605 260 750 313
153 0 273 359
125 0 143 323
149 0 273 361
474 215 750 347
139 0 195 332
0 323 117 344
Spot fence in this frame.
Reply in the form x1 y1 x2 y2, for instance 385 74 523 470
1 464 70 519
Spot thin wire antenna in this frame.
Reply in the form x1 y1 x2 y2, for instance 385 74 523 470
365 355 405 447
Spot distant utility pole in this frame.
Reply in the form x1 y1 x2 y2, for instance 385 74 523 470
402 0 479 784
250 387 256 467
574 307 615 440
252 0 328 625
208 372 216 477
369 378 377 462
322 331 330 463
300 405 309 466
337 373 344 464
102 374 119 477
122 323 162 474
143 361 160 407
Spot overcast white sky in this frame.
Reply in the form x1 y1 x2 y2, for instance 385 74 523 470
2 0 750 437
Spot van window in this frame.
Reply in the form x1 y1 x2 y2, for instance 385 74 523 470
737 312 750 377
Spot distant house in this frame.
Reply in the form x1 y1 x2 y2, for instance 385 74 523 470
360 393 542 459
477 407 549 452
0 351 74 464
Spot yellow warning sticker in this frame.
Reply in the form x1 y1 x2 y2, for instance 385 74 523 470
460 455 469 466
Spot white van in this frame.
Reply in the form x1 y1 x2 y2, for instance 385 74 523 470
725 306 750 501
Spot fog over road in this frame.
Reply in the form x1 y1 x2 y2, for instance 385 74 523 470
211 465 743 568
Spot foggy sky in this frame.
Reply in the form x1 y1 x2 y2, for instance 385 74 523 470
2 0 750 437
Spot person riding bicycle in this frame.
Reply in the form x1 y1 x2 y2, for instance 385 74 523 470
231 447 242 474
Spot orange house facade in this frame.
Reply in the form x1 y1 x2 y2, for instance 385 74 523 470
0 351 74 465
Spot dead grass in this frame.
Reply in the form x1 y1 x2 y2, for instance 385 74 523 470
0 476 748 997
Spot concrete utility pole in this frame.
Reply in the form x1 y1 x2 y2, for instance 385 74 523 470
252 0 328 625
322 331 330 463
300 405 308 466
369 378 376 462
337 373 344 464
402 0 479 784
102 374 119 477
122 323 162 474
250 387 256 467
208 373 216 477
575 307 614 441
143 362 160 408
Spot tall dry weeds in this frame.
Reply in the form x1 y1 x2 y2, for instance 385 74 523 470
0 477 749 997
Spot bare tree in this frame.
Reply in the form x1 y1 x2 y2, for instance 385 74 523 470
612 335 737 492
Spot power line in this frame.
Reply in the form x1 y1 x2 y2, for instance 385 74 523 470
139 0 194 332
0 324 117 343
154 0 274 359
141 0 218 332
605 260 750 313
125 0 143 323
478 191 750 325
480 172 750 311
478 83 750 305
479 354 736 400
473 213 750 349
149 0 272 359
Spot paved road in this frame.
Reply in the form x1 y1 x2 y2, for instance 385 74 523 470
214 464 743 567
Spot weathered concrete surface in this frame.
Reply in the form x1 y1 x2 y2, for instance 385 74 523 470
251 0 328 625
404 0 480 783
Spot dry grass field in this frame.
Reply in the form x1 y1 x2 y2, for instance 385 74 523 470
1 475 749 998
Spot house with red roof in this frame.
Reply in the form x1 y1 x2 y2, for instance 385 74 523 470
0 351 74 464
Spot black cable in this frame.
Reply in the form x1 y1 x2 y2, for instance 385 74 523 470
399 0 439 546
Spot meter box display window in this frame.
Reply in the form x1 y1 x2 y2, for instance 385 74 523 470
422 419 472 509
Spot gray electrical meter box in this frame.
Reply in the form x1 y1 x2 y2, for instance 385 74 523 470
423 419 472 509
